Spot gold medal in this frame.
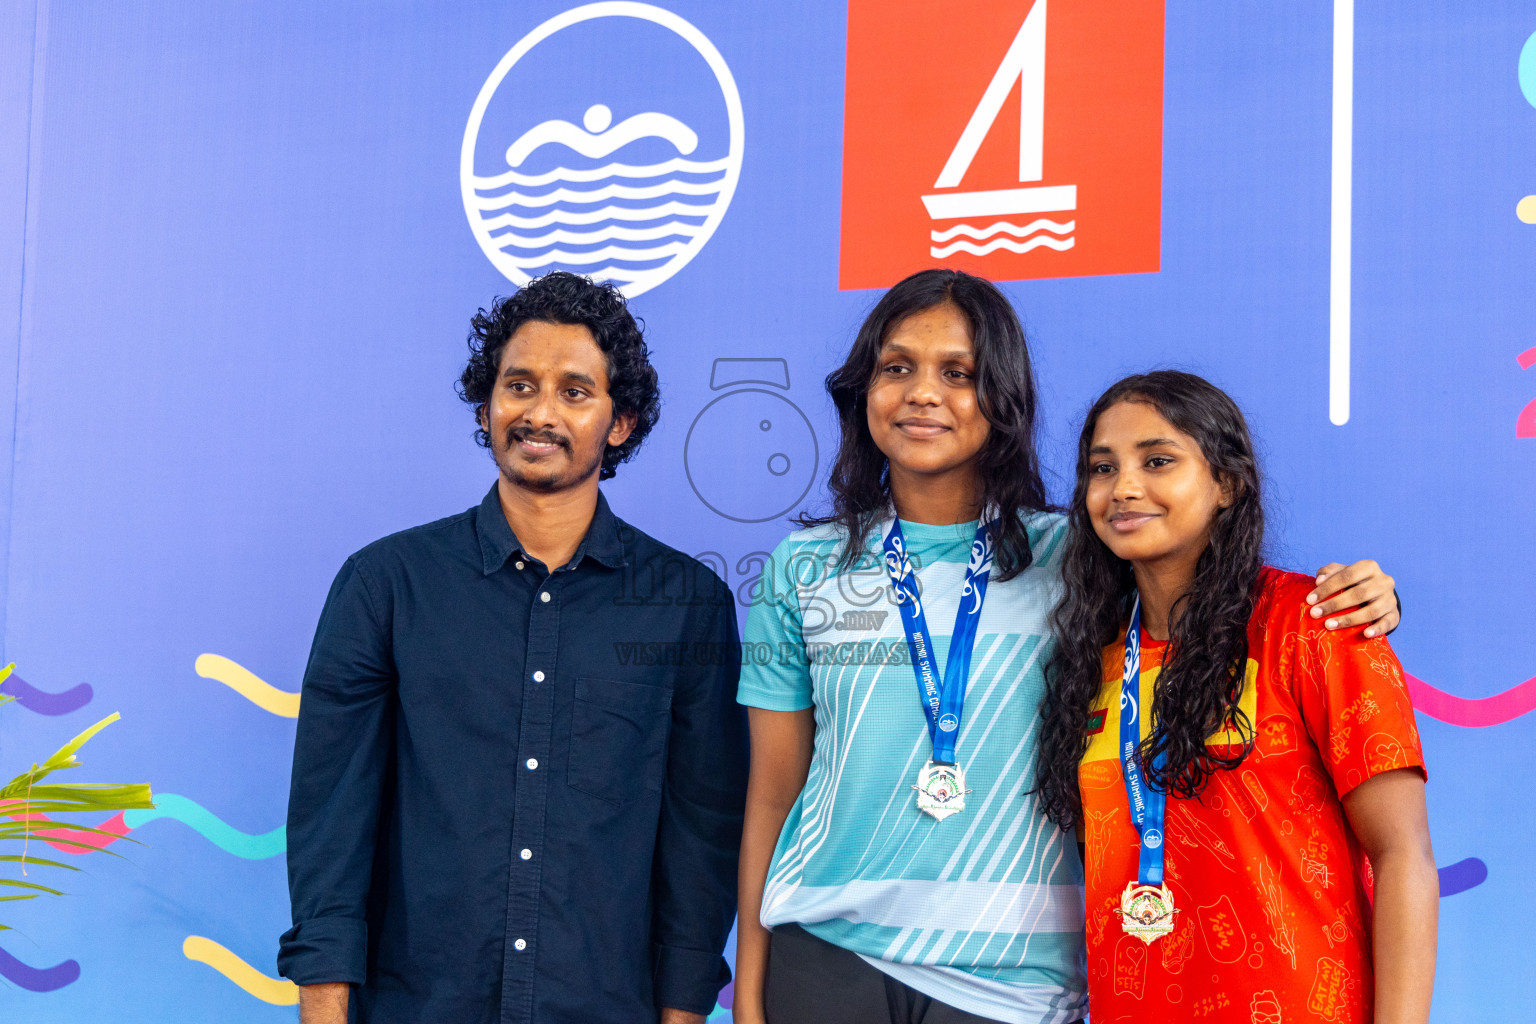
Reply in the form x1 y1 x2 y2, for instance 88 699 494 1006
912 760 971 820
1119 881 1177 944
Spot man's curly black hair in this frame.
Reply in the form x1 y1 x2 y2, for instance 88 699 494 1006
457 271 660 480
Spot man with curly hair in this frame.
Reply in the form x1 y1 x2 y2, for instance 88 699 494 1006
279 272 748 1024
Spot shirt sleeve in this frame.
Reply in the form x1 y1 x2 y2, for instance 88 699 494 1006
277 553 397 986
1291 606 1427 800
649 576 750 1014
736 537 814 711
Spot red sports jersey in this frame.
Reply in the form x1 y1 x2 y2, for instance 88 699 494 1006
1079 567 1426 1023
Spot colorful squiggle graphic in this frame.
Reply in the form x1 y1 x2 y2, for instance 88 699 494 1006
0 944 80 991
1406 672 1536 728
195 654 300 718
1519 348 1536 437
7 794 283 859
182 935 298 1005
1438 857 1487 897
3 809 132 854
0 672 93 715
123 794 285 859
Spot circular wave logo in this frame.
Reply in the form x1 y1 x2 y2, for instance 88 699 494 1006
460 2 745 298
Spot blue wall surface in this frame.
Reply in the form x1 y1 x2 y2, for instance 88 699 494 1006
1 2 1533 1020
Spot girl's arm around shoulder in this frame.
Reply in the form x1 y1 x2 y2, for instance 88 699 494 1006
1306 559 1401 637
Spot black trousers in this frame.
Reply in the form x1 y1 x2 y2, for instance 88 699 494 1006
764 924 1010 1024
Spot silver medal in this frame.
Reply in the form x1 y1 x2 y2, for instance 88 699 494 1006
913 760 971 820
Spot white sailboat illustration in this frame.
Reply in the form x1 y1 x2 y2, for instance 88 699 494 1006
921 0 1076 258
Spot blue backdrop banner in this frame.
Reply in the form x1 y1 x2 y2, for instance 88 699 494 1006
1 2 1532 1020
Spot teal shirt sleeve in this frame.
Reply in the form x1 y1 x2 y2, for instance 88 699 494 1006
736 535 815 711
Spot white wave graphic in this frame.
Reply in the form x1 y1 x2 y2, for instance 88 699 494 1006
930 219 1075 243
497 241 691 269
466 100 736 289
471 159 727 279
578 266 649 285
472 176 726 212
490 220 703 249
477 201 711 231
473 156 731 190
930 235 1076 258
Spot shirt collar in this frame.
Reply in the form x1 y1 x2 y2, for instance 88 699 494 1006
476 482 626 575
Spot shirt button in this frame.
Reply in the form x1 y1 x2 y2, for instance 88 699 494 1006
515 561 525 570
526 758 538 770
539 591 551 603
532 670 545 682
520 848 532 860
514 938 527 951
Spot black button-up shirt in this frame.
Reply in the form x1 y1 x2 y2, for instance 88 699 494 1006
278 485 748 1023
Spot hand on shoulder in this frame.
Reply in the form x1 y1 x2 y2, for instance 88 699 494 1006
1305 560 1400 638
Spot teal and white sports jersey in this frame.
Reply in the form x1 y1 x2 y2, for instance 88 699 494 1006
738 513 1087 1024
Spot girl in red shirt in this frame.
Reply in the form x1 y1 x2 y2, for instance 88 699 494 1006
1035 371 1437 1024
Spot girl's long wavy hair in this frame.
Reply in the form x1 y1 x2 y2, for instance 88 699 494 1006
799 269 1051 580
1035 371 1265 829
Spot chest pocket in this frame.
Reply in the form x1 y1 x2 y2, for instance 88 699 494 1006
567 677 674 804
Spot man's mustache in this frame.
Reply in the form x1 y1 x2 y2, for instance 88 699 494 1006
505 426 572 452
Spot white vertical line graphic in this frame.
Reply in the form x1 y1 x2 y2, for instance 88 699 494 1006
1330 0 1354 426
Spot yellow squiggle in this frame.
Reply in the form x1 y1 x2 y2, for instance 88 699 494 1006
195 654 300 718
182 935 299 1005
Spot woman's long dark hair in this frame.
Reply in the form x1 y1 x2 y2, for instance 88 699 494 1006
1035 371 1265 829
799 269 1051 581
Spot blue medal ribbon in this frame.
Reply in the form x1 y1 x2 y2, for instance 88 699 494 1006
881 519 995 764
1121 594 1168 886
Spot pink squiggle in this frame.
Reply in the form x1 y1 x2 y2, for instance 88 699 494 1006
1406 672 1536 728
1 807 132 855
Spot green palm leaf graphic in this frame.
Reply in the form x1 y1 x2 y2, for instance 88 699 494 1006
0 677 154 928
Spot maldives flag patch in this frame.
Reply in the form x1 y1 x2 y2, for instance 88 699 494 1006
1087 708 1108 735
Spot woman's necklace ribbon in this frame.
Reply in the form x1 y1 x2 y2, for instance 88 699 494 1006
1119 593 1177 943
881 518 994 821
